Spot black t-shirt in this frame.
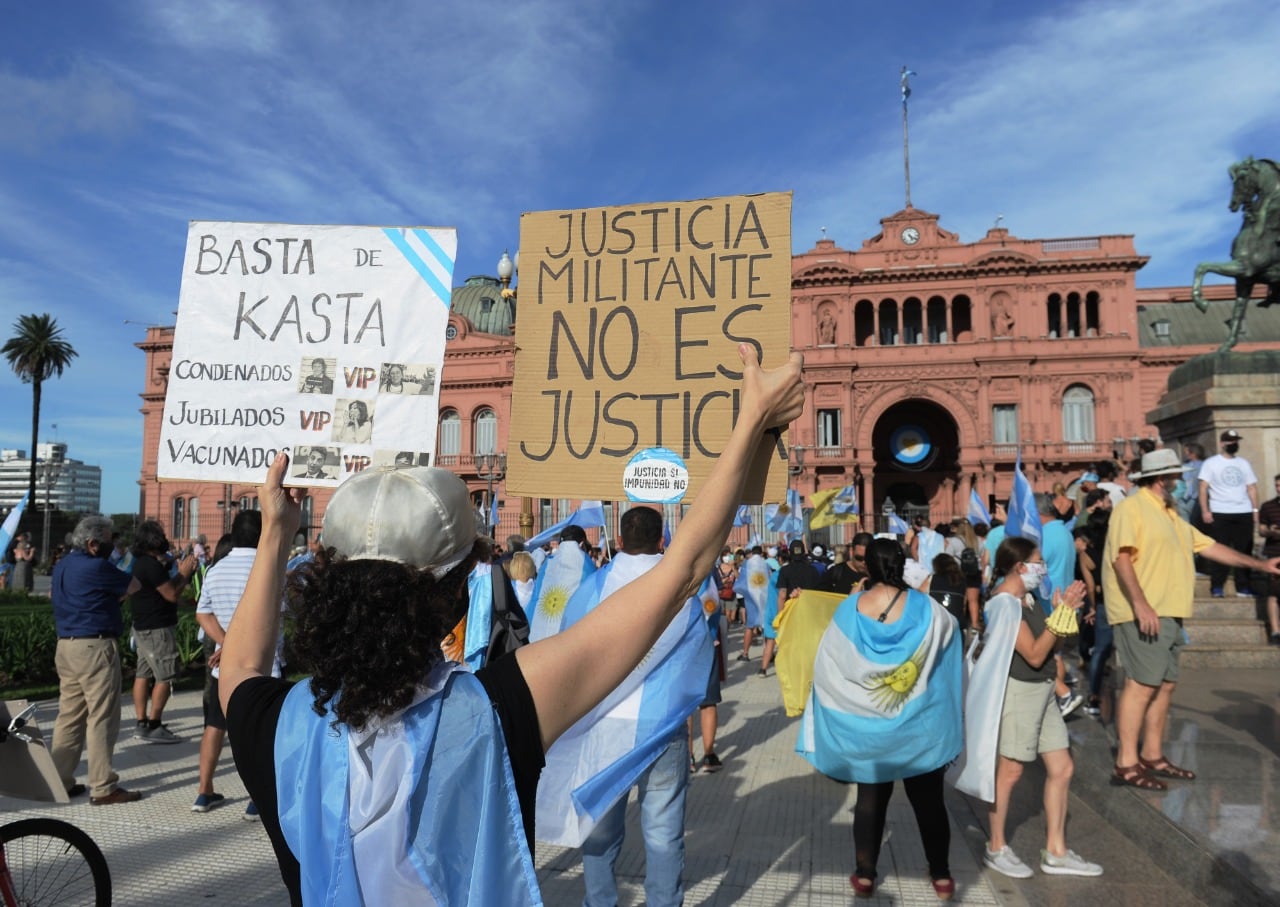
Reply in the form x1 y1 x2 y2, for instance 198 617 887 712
1260 497 1280 558
929 573 969 628
776 560 822 597
129 555 177 630
1010 604 1055 682
819 562 864 596
227 653 544 907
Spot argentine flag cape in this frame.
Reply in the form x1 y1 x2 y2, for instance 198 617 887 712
274 662 541 906
733 553 773 628
534 553 713 846
797 588 962 784
946 592 1022 802
528 544 596 641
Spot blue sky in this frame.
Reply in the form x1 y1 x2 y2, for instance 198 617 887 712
2 0 1278 514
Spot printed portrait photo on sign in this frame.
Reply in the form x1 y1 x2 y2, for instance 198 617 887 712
379 362 436 395
332 399 374 443
374 449 430 469
299 357 336 395
294 445 339 480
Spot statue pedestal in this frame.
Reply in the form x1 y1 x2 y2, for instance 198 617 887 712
1148 350 1280 484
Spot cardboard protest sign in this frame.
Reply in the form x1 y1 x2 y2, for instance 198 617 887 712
506 192 792 503
159 222 455 487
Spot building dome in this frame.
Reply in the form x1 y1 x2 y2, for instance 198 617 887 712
450 275 515 336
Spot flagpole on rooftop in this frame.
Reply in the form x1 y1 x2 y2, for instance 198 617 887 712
900 66 916 209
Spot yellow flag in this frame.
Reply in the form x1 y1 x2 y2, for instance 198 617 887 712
775 589 848 717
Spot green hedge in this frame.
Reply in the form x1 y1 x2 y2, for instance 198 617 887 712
0 600 207 692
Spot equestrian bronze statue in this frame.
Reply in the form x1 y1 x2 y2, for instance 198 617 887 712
1191 156 1280 352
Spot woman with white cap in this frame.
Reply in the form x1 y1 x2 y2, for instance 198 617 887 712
218 346 804 906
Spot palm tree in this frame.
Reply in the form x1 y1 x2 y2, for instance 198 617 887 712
2 314 78 508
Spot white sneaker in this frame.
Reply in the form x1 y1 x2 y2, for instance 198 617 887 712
1056 692 1084 718
984 845 1033 879
1040 848 1103 876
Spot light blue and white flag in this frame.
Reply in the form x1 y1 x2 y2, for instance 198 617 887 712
916 526 944 568
0 491 29 557
887 512 910 536
766 489 804 541
461 563 494 672
488 495 499 531
967 489 992 527
798 589 962 783
526 501 606 550
733 552 774 628
535 553 712 846
732 505 752 527
1006 450 1042 544
528 543 595 642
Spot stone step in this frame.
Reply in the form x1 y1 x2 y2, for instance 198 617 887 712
1180 645 1280 669
1188 598 1262 620
1194 574 1267 597
1183 620 1269 646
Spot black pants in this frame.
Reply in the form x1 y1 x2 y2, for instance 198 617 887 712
853 765 950 881
1207 512 1255 592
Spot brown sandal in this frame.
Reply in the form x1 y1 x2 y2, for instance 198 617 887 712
1139 756 1196 780
1111 763 1167 790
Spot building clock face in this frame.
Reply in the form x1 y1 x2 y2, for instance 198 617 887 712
901 226 921 245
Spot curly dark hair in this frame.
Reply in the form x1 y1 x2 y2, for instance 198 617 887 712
286 539 488 732
131 520 169 557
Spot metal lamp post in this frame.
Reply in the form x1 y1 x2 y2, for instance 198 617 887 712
477 452 507 539
498 250 534 539
38 455 63 566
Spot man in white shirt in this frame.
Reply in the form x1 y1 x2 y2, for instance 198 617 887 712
192 510 280 816
1198 429 1261 598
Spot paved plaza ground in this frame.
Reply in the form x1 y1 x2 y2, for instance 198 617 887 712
4 623 1275 905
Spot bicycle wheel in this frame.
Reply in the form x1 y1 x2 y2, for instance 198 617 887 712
0 818 111 907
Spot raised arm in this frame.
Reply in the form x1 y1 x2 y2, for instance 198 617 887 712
218 454 303 715
517 345 805 750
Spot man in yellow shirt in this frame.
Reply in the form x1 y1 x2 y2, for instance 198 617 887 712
1103 449 1280 790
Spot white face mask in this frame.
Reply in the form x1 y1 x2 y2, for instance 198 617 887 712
721 555 734 564
1021 562 1046 586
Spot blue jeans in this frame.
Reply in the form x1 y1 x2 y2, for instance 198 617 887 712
1088 599 1113 700
582 733 689 907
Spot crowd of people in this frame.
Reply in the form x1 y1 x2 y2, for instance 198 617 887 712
38 384 1280 904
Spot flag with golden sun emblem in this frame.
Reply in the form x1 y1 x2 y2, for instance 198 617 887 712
797 588 962 784
528 543 596 642
534 554 712 847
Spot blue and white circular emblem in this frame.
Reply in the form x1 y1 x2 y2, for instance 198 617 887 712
622 447 689 503
890 425 932 465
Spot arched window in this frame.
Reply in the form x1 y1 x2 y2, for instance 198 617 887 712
1062 385 1095 444
878 299 899 346
1066 292 1082 338
854 300 875 347
171 497 185 540
1047 293 1062 338
902 297 923 345
474 408 498 456
187 497 200 539
951 295 973 340
438 410 461 463
926 296 948 343
1085 291 1101 336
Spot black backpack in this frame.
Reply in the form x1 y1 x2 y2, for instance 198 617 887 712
959 547 981 580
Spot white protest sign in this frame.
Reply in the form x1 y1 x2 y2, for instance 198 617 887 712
159 222 456 487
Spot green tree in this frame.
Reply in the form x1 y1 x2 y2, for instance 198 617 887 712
2 314 78 508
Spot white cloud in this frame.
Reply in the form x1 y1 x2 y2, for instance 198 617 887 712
798 0 1280 285
0 64 138 152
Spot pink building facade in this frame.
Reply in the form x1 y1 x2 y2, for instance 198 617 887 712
137 209 1279 546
